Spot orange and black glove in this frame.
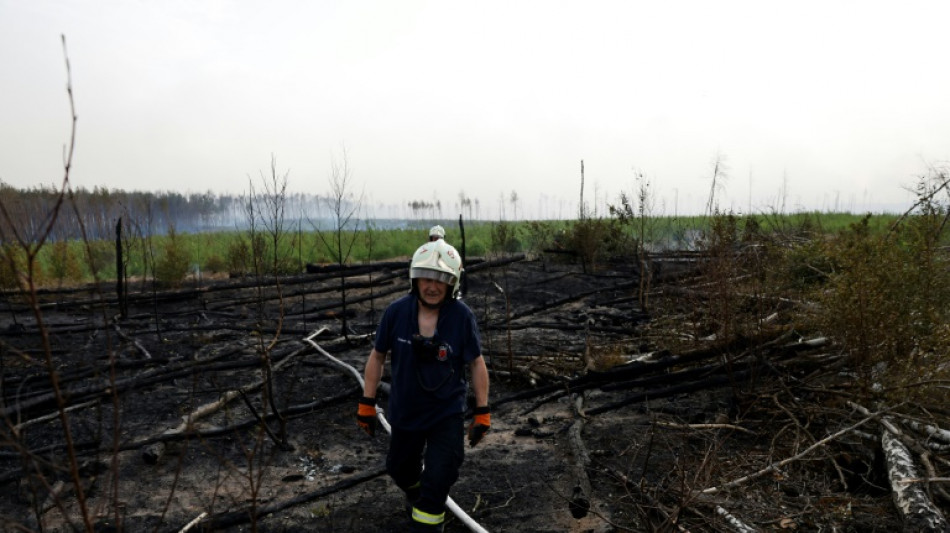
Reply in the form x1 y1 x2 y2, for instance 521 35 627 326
357 397 377 437
468 405 491 447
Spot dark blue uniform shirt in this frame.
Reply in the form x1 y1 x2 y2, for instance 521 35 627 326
374 295 482 431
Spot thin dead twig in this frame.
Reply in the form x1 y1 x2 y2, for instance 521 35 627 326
112 318 152 359
654 421 755 435
698 407 884 495
771 393 848 489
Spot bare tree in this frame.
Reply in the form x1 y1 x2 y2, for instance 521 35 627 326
633 173 655 310
241 179 267 319
705 151 730 217
256 155 292 445
314 146 363 338
458 190 473 220
609 170 657 309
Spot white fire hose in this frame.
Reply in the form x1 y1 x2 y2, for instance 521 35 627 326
304 331 490 533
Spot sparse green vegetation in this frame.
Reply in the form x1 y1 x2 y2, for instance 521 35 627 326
6 212 918 288
48 239 83 286
489 221 520 254
807 208 950 398
154 228 192 288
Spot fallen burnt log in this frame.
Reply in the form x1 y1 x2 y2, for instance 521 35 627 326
22 262 389 301
905 419 950 452
567 394 593 519
491 330 800 408
10 256 518 331
0 382 358 487
584 350 841 417
305 260 408 274
202 260 406 292
18 260 409 315
511 357 763 417
503 279 640 323
196 465 388 531
118 385 357 453
542 247 577 257
847 402 950 531
585 366 763 416
283 283 404 319
138 345 308 462
882 431 950 531
0 440 101 485
304 256 500 275
484 320 649 337
0 345 267 420
203 274 401 313
0 316 319 339
464 254 523 272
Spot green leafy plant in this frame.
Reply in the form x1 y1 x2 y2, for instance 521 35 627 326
204 253 227 274
48 239 83 286
82 239 115 279
226 235 252 276
490 221 520 254
522 220 557 257
565 217 613 273
154 228 192 288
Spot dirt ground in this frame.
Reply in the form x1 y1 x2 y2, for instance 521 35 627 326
0 252 925 532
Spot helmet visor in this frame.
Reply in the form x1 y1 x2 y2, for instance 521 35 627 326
410 267 456 286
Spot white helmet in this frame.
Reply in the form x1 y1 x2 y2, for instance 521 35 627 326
410 240 462 299
428 225 445 240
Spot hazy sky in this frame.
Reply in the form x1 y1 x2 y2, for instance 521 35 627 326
2 1 950 219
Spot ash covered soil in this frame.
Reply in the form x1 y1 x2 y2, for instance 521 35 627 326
0 253 913 532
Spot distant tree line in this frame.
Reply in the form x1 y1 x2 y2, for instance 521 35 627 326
0 183 539 247
0 184 354 242
407 199 441 219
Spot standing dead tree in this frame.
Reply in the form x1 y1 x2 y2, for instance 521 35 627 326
248 154 293 448
704 151 729 218
609 170 656 311
313 146 363 339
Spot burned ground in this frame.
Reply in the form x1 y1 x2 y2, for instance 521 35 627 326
0 252 942 532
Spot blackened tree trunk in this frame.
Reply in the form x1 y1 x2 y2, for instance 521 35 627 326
115 217 127 319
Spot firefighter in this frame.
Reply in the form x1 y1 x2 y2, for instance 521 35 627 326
428 225 445 242
358 240 490 532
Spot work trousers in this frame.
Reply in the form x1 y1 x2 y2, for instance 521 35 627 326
387 413 464 531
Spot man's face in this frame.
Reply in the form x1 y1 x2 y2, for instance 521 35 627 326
417 277 449 306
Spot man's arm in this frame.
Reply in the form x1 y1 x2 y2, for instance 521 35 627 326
469 355 489 407
363 348 387 398
467 355 492 446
